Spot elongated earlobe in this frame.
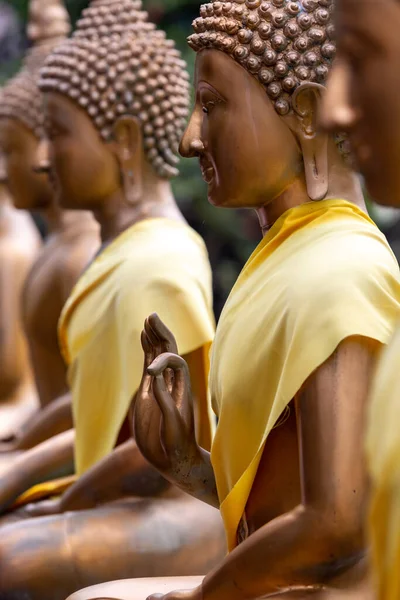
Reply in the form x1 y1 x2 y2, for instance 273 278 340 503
112 116 143 206
287 83 329 201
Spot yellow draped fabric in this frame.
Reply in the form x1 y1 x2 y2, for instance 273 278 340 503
209 198 400 551
58 217 215 475
367 325 400 600
12 475 78 508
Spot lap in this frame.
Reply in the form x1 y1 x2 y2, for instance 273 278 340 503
0 495 226 600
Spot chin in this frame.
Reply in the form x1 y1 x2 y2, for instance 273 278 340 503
13 197 48 211
207 186 235 208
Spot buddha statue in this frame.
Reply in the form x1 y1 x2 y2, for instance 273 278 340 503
0 151 41 444
320 1 400 598
66 1 400 600
0 1 225 597
0 0 100 447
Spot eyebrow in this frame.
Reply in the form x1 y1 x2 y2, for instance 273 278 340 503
197 81 226 102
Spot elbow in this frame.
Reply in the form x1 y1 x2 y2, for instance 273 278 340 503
301 504 366 582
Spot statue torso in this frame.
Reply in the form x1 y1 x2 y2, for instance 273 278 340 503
22 221 99 407
0 204 40 399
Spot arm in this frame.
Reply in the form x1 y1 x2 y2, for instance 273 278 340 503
57 440 169 512
0 429 74 513
0 247 34 397
199 336 376 600
3 393 73 451
133 315 219 508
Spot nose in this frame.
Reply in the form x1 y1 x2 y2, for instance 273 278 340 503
33 137 50 174
320 59 359 133
179 110 205 158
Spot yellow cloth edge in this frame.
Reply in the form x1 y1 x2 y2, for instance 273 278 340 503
12 475 78 509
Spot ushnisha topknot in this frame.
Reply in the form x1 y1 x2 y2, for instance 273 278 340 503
188 0 335 116
39 0 191 179
0 0 71 139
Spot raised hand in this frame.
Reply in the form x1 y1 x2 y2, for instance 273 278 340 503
134 314 218 507
133 314 200 480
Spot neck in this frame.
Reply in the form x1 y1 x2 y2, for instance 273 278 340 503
256 176 310 236
94 177 184 245
40 200 95 235
256 144 365 237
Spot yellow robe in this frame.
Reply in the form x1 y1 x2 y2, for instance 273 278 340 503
58 217 215 475
367 325 400 600
209 198 400 551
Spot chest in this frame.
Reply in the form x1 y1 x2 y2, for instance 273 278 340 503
210 264 289 418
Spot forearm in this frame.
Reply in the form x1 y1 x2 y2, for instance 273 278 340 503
15 393 73 449
202 505 364 600
0 429 75 513
60 440 169 511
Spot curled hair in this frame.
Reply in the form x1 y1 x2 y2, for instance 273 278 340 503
0 0 71 139
0 42 57 139
188 0 335 116
39 0 190 179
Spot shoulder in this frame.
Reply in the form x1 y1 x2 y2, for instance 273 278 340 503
291 222 399 299
119 221 212 286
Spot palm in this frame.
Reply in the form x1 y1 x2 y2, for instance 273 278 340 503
133 313 197 478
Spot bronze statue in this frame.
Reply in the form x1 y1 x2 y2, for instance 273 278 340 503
0 0 100 446
0 1 225 598
0 153 41 443
320 1 400 598
67 1 400 599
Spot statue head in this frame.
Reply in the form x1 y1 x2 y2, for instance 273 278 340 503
180 0 340 209
321 0 400 208
0 0 71 210
38 0 190 211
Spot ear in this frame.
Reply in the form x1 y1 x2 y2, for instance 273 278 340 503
112 116 143 205
285 82 329 201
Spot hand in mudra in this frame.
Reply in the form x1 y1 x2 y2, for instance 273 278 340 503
134 313 201 481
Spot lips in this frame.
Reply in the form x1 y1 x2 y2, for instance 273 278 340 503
199 157 215 186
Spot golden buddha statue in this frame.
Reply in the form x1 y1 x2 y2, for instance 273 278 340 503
0 152 41 444
0 0 100 446
67 1 400 599
0 1 225 597
320 1 400 598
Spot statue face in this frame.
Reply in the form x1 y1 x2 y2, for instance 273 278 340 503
180 50 302 209
322 0 400 206
0 118 53 210
44 93 121 210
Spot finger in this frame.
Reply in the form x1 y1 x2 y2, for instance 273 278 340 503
147 352 188 377
152 373 183 444
148 313 179 354
145 316 162 353
172 365 194 430
146 594 164 600
135 331 153 401
141 330 155 369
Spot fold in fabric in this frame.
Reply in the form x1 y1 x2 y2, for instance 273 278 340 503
209 198 400 551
